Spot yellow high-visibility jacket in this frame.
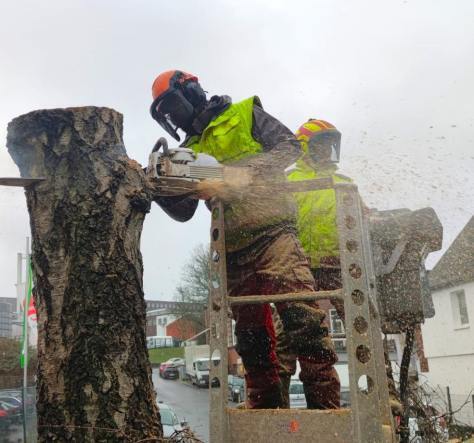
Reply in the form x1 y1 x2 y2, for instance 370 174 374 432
287 159 352 268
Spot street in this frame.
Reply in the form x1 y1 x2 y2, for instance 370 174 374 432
153 368 211 442
3 424 22 443
2 372 226 443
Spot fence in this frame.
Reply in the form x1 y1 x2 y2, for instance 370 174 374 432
0 383 37 442
445 388 474 427
429 385 474 427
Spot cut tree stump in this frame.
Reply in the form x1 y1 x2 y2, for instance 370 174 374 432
7 107 162 442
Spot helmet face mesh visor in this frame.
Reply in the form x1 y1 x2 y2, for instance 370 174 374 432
308 132 341 163
151 89 195 140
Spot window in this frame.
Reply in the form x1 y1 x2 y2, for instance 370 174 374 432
196 360 210 371
159 408 178 426
329 309 344 335
450 289 469 327
289 382 304 395
386 339 397 353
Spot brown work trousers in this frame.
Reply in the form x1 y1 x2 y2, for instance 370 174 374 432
227 232 340 409
274 265 344 408
309 266 401 413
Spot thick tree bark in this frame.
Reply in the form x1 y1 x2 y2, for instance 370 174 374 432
7 107 162 442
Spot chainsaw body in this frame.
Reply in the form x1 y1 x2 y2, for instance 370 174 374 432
147 137 223 182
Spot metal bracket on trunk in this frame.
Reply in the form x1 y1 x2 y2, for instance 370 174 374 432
0 177 46 187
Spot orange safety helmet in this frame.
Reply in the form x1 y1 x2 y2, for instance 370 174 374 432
151 70 198 101
150 70 206 140
295 119 341 163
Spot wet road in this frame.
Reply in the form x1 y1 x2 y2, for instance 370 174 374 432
152 368 211 442
4 373 227 443
3 424 23 443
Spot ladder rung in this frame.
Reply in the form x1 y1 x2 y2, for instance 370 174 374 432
227 408 352 443
227 290 343 305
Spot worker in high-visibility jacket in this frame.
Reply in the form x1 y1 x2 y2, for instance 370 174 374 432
277 120 402 414
149 71 339 409
288 119 350 317
271 119 348 407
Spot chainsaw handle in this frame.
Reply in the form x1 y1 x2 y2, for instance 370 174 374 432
152 137 169 155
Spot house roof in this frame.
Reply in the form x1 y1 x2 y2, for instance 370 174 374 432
429 216 474 290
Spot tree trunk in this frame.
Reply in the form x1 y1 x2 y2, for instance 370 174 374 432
7 107 162 442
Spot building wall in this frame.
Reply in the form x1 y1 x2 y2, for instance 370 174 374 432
0 301 13 338
0 298 17 338
166 318 199 341
146 324 157 337
146 310 177 337
422 281 474 360
420 355 474 426
421 281 474 425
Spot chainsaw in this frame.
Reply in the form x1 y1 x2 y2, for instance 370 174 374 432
145 137 336 198
147 137 224 182
0 138 224 195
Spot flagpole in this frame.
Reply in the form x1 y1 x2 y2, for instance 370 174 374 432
22 236 29 443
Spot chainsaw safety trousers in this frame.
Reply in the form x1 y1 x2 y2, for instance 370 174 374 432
273 306 341 409
227 232 339 409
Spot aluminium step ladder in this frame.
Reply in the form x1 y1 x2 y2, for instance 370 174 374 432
207 179 397 443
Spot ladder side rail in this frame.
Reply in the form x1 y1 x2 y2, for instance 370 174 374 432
335 183 385 443
208 200 230 443
359 201 397 439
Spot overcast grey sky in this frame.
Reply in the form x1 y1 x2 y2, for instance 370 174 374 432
1 0 473 301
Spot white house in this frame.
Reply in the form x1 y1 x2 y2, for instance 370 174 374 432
144 300 205 341
421 216 474 426
146 308 177 337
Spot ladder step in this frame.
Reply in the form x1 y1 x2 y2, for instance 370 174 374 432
227 408 351 443
227 289 343 305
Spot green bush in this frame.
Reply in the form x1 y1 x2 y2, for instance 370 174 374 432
148 347 184 364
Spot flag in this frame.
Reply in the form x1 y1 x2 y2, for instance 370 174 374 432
27 293 36 323
20 258 33 369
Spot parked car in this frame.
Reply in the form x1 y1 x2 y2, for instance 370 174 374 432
289 380 307 409
0 404 11 430
159 362 179 380
227 375 245 403
0 396 22 409
0 401 19 427
158 402 188 438
340 388 350 408
166 357 185 367
0 397 23 423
